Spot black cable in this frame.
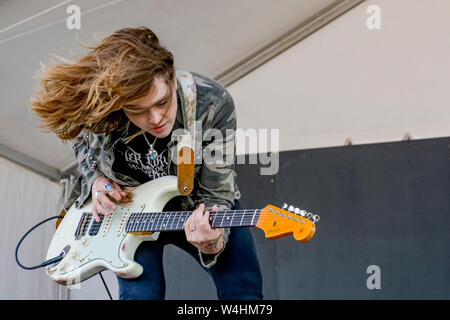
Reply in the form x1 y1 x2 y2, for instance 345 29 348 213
16 214 114 300
15 215 65 270
99 271 113 300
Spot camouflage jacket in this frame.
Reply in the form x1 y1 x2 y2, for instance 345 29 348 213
64 70 240 268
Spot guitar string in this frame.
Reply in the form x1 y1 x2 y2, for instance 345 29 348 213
125 210 314 231
125 211 304 226
125 210 312 225
126 209 311 219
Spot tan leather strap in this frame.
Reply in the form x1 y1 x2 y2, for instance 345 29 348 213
178 145 195 195
176 70 197 195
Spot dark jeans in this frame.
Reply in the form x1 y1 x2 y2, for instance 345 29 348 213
117 200 263 300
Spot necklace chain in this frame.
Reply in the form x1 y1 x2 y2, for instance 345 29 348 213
143 132 158 160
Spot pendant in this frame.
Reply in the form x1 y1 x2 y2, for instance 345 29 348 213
145 133 158 161
149 148 158 161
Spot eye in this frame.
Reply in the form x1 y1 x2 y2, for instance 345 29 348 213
157 100 167 106
124 107 146 115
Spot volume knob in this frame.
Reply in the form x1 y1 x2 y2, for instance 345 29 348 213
71 251 80 261
81 237 89 247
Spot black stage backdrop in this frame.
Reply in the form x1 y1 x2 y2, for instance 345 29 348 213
162 137 449 300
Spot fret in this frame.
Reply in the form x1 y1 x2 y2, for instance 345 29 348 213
178 212 187 230
152 212 158 230
239 210 246 226
130 213 136 231
169 212 177 230
212 210 218 227
148 212 155 230
219 211 226 228
185 211 191 229
161 212 168 230
176 212 183 230
181 211 192 229
224 211 233 227
176 212 182 230
130 212 137 231
128 212 135 231
163 212 170 230
251 209 257 226
148 212 154 230
159 212 166 231
134 212 139 231
171 212 176 230
131 212 139 231
136 212 142 231
137 212 142 231
153 213 161 231
143 212 149 231
152 213 158 231
143 212 148 231
139 212 145 231
170 213 176 230
147 212 153 230
230 210 236 228
135 212 140 231
145 212 151 230
177 212 182 230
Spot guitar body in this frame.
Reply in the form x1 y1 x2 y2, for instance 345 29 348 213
46 175 180 285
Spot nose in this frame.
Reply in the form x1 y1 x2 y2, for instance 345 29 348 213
146 109 163 127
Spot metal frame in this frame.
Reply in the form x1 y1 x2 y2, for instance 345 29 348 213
0 143 61 181
214 0 365 86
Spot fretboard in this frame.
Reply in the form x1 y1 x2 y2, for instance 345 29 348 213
125 209 261 232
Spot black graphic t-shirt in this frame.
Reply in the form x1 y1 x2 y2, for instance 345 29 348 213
112 123 172 184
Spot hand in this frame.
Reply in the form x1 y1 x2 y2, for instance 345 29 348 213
91 176 127 222
184 204 225 255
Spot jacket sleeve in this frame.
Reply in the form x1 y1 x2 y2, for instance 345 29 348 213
196 88 238 268
63 132 104 211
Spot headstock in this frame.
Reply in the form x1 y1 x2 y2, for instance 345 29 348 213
255 203 319 242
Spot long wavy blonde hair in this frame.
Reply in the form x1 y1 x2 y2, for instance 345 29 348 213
31 27 175 141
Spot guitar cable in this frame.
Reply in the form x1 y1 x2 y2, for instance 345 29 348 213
15 214 114 300
15 215 66 270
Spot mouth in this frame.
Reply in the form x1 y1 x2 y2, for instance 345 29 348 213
150 122 167 133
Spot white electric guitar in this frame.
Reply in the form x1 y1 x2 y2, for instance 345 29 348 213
46 175 319 285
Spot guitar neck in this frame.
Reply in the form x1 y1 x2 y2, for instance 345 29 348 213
125 209 261 232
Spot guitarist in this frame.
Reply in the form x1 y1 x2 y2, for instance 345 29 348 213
31 27 263 300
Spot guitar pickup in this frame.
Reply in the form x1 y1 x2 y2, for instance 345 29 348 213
74 212 92 240
88 214 105 236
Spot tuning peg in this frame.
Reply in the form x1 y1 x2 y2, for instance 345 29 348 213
304 212 321 224
312 214 320 224
293 208 307 217
282 203 288 210
288 205 295 212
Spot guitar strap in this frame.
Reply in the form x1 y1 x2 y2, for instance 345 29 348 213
175 70 197 195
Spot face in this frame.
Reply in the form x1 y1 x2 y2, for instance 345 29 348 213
123 72 178 138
